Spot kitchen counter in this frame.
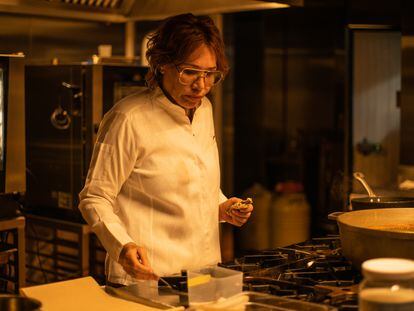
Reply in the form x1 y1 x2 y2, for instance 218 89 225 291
20 276 184 311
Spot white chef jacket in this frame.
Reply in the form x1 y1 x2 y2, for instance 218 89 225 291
78 87 227 285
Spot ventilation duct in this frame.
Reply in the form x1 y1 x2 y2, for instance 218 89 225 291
0 0 303 22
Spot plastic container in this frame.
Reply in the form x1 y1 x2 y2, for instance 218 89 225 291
269 181 310 247
238 183 272 250
359 258 414 311
187 265 243 304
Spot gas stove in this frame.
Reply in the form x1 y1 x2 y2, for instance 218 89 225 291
220 236 361 311
158 236 361 310
108 236 361 310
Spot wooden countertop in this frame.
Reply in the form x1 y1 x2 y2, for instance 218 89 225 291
20 276 184 311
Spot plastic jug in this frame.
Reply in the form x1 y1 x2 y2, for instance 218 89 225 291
269 181 310 248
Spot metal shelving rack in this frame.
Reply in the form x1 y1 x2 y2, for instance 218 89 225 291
0 216 25 293
25 214 105 285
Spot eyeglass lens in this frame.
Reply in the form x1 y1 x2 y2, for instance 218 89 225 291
179 68 222 86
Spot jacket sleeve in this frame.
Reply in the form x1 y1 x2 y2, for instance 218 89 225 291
219 189 228 205
218 189 228 223
78 111 138 262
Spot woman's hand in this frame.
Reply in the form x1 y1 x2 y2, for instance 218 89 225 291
219 197 253 227
118 242 158 280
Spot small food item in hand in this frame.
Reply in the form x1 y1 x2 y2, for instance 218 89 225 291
226 198 253 215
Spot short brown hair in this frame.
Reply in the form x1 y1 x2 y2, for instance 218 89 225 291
145 13 229 89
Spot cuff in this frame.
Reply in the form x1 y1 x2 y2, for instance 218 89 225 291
92 221 135 262
219 189 228 205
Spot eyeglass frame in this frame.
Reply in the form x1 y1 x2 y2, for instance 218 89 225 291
173 64 224 87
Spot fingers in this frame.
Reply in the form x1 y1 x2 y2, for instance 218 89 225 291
219 197 254 227
128 260 159 281
136 247 157 277
233 212 252 220
231 205 253 217
230 200 253 227
228 197 242 206
228 209 251 226
122 261 154 280
128 269 158 280
231 214 249 227
119 244 159 280
223 198 239 215
135 254 158 280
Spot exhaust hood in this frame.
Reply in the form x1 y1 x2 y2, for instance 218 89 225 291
0 0 303 22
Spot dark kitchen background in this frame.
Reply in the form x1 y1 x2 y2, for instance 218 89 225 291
0 0 414 296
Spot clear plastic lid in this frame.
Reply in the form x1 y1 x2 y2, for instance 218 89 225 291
362 258 414 280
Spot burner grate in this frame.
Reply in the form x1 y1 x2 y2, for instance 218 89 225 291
220 236 362 309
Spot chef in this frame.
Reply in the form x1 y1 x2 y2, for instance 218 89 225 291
78 13 253 286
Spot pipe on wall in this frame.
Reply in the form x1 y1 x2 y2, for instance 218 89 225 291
125 20 135 58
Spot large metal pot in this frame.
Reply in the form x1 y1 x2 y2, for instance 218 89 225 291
351 172 414 210
0 295 41 311
337 208 414 269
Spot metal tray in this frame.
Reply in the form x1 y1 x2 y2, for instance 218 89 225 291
187 292 337 310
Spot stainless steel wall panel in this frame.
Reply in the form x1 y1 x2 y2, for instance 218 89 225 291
352 31 401 189
25 64 147 221
401 34 414 165
5 56 26 193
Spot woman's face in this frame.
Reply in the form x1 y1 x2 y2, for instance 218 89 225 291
161 44 217 110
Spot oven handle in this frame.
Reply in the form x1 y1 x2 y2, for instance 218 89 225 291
50 105 71 130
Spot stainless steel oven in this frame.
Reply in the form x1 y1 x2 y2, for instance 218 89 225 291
25 64 148 221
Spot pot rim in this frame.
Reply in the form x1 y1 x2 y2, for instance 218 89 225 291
338 222 414 239
337 208 414 239
351 196 414 204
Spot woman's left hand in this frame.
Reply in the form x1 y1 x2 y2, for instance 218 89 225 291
219 197 253 227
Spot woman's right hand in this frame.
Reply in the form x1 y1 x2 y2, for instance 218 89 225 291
118 242 159 280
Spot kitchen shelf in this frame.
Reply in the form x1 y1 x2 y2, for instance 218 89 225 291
0 216 26 293
25 214 105 286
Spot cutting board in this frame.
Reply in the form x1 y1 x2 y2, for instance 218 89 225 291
20 276 181 311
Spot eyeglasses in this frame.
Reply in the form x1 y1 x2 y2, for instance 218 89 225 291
175 65 223 87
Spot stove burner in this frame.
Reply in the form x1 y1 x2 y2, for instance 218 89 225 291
220 236 361 310
244 276 331 302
